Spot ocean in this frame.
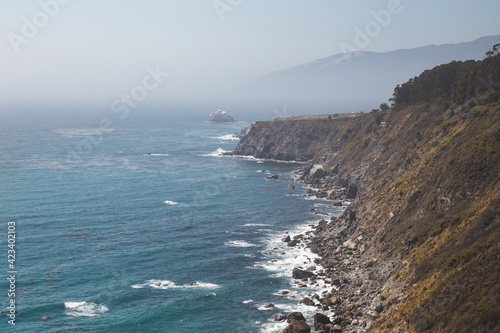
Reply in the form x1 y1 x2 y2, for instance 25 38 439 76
0 111 345 332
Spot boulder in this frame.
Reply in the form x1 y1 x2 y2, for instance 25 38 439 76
343 239 356 250
300 297 315 306
284 320 311 333
288 185 296 189
284 312 311 333
371 297 384 313
332 324 343 333
267 174 279 180
310 164 327 179
287 312 307 323
282 235 291 243
313 313 332 332
292 268 315 279
269 312 287 322
209 109 235 122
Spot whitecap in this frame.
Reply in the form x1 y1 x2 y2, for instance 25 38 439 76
207 134 240 141
145 153 169 157
64 301 109 317
53 128 114 137
200 148 230 157
243 223 269 227
225 240 257 248
185 281 220 289
131 279 220 290
242 299 254 304
164 200 179 205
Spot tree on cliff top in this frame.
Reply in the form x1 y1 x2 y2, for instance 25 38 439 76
390 45 500 107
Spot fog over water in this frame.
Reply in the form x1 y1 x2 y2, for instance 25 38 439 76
1 1 499 119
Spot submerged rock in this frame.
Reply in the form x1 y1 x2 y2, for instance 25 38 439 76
209 109 235 122
270 312 287 322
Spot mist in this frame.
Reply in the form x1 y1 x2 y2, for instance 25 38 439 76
1 1 500 121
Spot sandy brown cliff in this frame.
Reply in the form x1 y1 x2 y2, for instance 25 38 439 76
232 53 500 332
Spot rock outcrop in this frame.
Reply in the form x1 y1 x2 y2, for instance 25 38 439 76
210 109 235 122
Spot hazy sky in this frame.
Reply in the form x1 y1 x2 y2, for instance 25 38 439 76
1 0 499 109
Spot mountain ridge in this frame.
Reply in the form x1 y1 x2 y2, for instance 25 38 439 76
238 35 500 113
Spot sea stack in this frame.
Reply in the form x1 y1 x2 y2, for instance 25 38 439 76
210 109 235 123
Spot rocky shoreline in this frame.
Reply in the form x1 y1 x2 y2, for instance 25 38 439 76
273 166 401 333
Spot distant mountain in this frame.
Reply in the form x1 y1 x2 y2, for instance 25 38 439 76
238 35 500 112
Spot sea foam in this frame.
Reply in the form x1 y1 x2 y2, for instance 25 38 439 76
207 134 240 141
131 279 220 290
200 148 230 157
64 301 109 317
225 240 257 248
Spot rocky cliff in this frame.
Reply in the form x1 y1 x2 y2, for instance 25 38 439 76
232 53 500 332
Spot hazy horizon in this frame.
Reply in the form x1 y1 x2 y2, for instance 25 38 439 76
1 0 500 119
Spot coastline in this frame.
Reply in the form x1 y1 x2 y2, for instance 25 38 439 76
250 162 393 333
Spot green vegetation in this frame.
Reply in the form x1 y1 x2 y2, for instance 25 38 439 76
390 60 477 106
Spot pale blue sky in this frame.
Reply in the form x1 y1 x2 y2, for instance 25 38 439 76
1 0 499 107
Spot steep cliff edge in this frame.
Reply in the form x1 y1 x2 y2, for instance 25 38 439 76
232 53 500 332
231 115 355 161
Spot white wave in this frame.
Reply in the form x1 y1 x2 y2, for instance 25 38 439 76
243 223 269 227
232 154 307 164
200 148 230 157
54 128 114 137
242 299 254 304
164 200 179 205
145 153 169 157
207 134 240 141
64 301 109 317
225 240 257 248
255 219 342 332
261 322 288 333
131 279 220 290
185 281 220 289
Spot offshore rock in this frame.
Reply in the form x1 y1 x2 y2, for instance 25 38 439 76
209 109 235 122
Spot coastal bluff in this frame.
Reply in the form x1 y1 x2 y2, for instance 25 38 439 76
231 114 359 162
231 55 500 332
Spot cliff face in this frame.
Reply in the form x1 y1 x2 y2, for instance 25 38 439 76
231 116 354 161
232 54 500 332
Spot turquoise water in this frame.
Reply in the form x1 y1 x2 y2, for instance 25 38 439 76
0 112 343 332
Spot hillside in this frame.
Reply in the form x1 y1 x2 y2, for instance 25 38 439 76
232 52 500 332
237 35 500 112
